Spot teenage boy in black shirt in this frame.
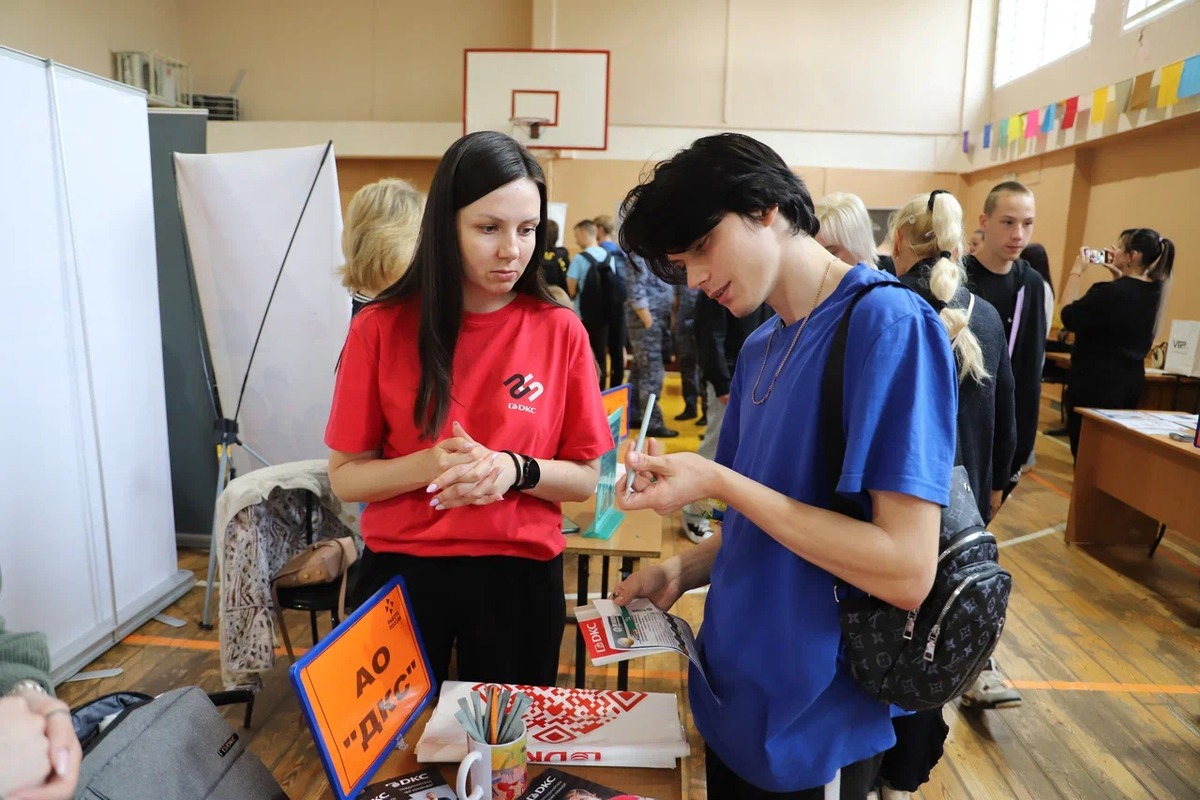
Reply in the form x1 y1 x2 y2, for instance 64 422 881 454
964 181 1046 500
961 181 1046 712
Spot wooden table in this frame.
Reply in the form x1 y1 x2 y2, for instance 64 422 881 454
1045 352 1200 412
1067 409 1200 552
322 708 684 800
562 496 664 691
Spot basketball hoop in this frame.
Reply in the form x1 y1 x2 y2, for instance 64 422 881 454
511 116 551 141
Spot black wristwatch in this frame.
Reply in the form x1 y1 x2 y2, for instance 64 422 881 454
517 453 541 491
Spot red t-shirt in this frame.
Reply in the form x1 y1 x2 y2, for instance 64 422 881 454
325 293 613 561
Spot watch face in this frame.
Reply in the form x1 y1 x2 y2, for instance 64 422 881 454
524 455 541 488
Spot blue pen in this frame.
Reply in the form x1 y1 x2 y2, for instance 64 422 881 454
626 393 656 494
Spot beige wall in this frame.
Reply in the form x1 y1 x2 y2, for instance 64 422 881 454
1 0 179 79
177 0 531 121
555 0 728 128
555 0 973 135
962 112 1200 339
992 0 1200 120
725 0 970 134
336 158 440 214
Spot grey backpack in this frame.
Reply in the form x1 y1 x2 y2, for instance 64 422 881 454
74 686 287 799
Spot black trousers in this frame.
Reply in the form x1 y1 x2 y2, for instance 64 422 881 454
878 708 949 792
350 548 565 688
1067 367 1145 459
587 319 625 390
706 746 883 799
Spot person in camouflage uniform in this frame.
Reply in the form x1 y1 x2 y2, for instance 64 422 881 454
674 285 705 423
626 254 679 438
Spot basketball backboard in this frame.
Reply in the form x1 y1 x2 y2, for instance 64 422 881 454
464 49 609 151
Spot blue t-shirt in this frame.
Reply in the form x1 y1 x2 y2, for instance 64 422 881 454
690 265 957 792
566 245 613 314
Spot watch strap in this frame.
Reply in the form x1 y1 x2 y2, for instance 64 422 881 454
501 451 523 493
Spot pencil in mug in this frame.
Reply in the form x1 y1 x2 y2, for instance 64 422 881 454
626 393 656 494
489 685 500 744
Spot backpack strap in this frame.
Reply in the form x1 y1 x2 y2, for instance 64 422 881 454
820 282 914 521
579 251 600 268
821 280 962 525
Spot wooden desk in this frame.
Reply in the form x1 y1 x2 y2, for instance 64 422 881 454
1045 352 1200 412
1067 409 1200 550
322 708 683 800
562 497 664 691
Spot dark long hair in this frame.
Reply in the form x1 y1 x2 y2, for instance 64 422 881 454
1020 243 1054 299
372 131 553 439
1120 228 1175 282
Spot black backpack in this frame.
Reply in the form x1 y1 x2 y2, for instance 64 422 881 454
822 280 1012 711
578 251 624 327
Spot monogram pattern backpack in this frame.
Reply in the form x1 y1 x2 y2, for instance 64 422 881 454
821 281 1012 711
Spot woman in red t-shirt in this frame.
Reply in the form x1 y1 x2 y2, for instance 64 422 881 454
325 132 613 688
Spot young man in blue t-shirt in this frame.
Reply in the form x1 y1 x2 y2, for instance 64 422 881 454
612 134 958 798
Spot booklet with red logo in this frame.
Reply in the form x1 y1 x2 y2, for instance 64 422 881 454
520 768 653 800
575 599 712 696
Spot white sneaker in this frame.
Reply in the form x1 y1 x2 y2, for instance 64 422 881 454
684 516 713 544
960 667 1022 709
881 789 911 800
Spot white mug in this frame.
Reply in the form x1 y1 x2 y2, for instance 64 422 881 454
455 721 528 800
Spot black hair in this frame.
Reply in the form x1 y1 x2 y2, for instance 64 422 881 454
1120 228 1174 282
618 133 819 284
373 131 552 439
1020 243 1054 299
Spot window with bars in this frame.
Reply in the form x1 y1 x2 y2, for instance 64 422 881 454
1124 0 1195 29
993 0 1097 88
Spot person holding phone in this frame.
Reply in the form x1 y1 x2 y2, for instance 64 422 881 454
1060 229 1175 458
611 134 957 799
326 132 613 688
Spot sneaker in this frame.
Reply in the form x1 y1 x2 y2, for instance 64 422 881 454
674 406 698 421
696 414 708 426
960 666 1022 709
684 517 713 544
881 789 911 800
646 426 679 438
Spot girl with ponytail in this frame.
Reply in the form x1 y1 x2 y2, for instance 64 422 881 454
878 190 1020 799
1060 227 1174 458
890 190 1016 521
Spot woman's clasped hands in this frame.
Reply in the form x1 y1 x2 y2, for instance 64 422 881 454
425 422 521 510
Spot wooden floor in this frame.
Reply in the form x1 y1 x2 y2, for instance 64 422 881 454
57 382 1200 799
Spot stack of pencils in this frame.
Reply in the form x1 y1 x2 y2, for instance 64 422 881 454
453 685 532 746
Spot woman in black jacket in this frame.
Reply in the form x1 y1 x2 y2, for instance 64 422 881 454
1060 229 1175 458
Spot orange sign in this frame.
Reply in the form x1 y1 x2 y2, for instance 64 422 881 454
601 383 631 440
290 578 434 799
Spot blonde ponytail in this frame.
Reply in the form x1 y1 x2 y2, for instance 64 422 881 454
893 191 990 384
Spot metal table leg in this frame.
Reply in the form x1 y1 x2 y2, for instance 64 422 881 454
574 554 589 688
600 556 610 601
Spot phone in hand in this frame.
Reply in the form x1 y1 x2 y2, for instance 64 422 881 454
1084 248 1112 265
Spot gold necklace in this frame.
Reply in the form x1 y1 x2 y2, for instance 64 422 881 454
750 257 836 405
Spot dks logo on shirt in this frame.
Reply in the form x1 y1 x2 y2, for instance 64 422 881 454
504 373 544 414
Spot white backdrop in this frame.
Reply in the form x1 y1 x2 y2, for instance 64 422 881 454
174 145 348 474
0 47 189 680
